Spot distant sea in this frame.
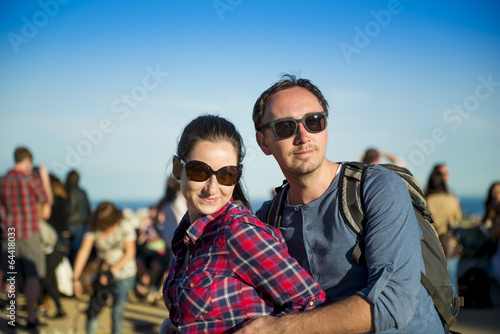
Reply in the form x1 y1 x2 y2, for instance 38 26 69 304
102 196 485 217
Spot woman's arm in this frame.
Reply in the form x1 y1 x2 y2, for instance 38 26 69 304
72 235 94 298
110 239 136 276
228 218 325 312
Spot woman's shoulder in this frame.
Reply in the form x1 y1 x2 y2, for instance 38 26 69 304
224 201 281 240
226 202 263 224
427 192 459 202
118 220 137 238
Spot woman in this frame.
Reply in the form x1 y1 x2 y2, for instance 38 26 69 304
72 201 137 334
136 175 187 304
425 164 463 294
482 182 500 283
38 174 69 318
162 115 325 333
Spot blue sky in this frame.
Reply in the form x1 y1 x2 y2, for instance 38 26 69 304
1 0 499 206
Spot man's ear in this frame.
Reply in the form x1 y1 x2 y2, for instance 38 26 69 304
172 156 182 180
256 131 272 156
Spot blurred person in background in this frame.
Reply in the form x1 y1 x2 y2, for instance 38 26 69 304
37 173 69 318
65 169 91 264
361 147 406 167
72 201 137 334
48 174 70 249
481 181 500 284
136 175 186 304
425 163 463 295
0 146 52 329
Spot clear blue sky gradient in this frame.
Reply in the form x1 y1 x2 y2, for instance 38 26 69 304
1 0 499 205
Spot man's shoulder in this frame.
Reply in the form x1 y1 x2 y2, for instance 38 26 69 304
68 186 89 201
255 199 273 223
1 169 38 184
363 164 406 189
1 169 19 179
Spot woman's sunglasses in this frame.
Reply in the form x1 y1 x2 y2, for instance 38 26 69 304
179 158 242 186
259 111 327 140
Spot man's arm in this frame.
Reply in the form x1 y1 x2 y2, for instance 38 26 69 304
237 294 373 334
37 165 53 220
379 151 406 167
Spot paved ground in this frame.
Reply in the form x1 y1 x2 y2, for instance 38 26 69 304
0 292 168 334
1 284 500 334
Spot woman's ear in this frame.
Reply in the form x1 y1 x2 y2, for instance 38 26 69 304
172 156 182 180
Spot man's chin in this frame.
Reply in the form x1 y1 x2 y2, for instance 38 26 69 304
286 164 319 178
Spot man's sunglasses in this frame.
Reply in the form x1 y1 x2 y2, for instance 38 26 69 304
179 158 242 186
259 111 327 140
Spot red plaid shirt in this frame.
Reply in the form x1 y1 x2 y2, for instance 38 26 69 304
163 200 325 333
0 169 48 240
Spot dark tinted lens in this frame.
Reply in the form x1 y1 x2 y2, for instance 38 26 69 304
274 120 297 139
184 160 240 186
305 114 325 132
217 167 239 186
185 161 210 181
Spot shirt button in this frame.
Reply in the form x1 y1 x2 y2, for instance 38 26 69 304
305 225 311 230
308 249 314 254
190 283 194 288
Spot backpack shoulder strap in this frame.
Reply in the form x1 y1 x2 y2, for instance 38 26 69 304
266 180 289 228
338 161 368 263
379 164 428 208
267 161 369 263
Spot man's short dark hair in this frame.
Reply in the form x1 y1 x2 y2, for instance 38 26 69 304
65 170 80 187
252 74 329 131
362 148 380 165
14 146 33 163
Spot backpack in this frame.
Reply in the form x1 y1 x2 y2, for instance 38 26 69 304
265 162 463 332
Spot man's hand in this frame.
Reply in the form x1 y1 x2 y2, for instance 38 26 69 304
37 165 49 181
37 164 54 208
235 316 287 334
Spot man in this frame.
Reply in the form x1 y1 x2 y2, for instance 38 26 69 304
65 169 91 263
362 148 406 167
238 75 444 333
0 146 53 328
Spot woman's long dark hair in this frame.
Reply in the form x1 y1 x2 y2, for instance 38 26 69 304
425 164 448 197
482 181 500 224
176 114 251 210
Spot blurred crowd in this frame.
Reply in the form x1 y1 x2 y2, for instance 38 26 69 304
0 146 187 331
0 145 499 331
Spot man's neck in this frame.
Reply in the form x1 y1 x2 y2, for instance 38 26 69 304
13 160 32 174
286 160 339 205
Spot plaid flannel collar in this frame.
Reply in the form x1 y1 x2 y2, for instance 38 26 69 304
181 198 234 245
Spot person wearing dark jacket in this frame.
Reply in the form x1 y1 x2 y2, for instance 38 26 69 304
65 169 91 263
